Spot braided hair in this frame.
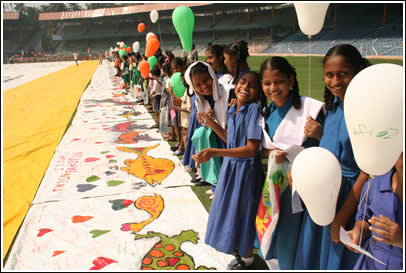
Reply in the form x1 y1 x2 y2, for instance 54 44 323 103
259 57 301 118
323 44 371 111
224 40 249 84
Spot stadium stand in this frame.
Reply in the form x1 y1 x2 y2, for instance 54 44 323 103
3 3 403 63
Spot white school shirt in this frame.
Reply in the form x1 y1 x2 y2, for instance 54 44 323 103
151 78 163 97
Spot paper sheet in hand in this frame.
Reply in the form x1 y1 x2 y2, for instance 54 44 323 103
339 227 386 265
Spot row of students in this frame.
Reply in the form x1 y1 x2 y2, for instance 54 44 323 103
187 44 402 270
113 43 402 270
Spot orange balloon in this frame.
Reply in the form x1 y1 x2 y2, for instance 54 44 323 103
138 60 150 78
126 47 131 53
145 37 160 58
120 46 124 50
138 23 145 33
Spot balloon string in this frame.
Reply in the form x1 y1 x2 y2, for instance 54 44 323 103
359 178 372 248
308 37 311 97
158 20 163 51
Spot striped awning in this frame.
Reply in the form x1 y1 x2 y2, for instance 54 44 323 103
39 3 210 21
4 12 19 20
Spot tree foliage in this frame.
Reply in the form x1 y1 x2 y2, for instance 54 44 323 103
67 3 81 11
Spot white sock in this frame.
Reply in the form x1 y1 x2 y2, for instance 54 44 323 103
241 256 254 267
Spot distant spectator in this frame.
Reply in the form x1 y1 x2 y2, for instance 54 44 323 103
188 43 199 64
73 52 79 66
98 51 103 64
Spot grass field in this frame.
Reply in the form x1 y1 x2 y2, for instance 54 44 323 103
200 55 403 102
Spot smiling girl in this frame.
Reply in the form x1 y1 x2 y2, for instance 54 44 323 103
193 71 267 270
256 57 324 269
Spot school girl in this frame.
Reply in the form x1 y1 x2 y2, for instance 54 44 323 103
292 44 371 270
184 62 229 188
347 153 403 270
193 71 267 270
257 57 324 269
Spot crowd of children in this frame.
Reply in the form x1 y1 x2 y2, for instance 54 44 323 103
109 42 403 270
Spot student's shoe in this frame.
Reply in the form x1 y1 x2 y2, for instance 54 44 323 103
191 176 201 183
174 150 184 156
205 189 214 195
227 250 254 270
209 194 215 200
194 181 210 186
170 146 179 152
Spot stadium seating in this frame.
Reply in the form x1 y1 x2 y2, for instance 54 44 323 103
4 3 402 59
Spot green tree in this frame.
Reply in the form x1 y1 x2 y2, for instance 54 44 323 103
48 3 67 12
14 3 26 14
67 3 81 11
39 4 51 12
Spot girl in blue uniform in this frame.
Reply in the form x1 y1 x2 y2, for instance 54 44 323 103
292 44 371 269
346 153 403 270
257 57 324 269
193 71 267 270
183 43 229 174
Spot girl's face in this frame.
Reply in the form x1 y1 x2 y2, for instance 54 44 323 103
262 69 294 107
323 55 357 101
235 73 259 105
224 52 236 75
205 50 223 73
191 71 213 96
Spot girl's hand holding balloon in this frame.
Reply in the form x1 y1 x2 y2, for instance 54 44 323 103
344 220 370 253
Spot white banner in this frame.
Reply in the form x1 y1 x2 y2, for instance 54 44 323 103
6 188 234 270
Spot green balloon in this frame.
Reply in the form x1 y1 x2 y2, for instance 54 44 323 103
123 44 128 49
170 72 186 98
148 56 157 71
119 49 126 58
172 6 194 52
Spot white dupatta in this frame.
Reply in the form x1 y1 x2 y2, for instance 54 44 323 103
184 62 229 129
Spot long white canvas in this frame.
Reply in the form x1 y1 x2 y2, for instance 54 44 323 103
6 187 234 270
33 143 192 203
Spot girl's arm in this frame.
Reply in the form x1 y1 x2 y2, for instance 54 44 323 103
202 110 227 143
330 171 370 243
193 139 260 164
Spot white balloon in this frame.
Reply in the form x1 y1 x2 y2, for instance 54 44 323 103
146 32 156 41
344 63 403 176
133 41 140 53
150 10 159 23
292 147 342 226
120 41 124 48
294 3 329 36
